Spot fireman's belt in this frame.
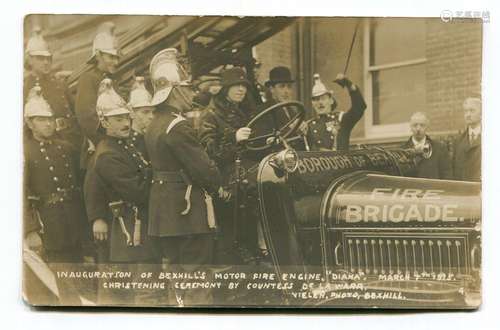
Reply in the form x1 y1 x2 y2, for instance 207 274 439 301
152 170 192 215
152 171 185 183
55 116 75 132
44 188 79 206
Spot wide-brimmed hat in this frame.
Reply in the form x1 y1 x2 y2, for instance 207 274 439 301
24 85 53 118
265 66 295 87
220 67 251 89
311 73 333 98
26 27 52 57
149 48 191 106
128 76 153 108
96 78 130 119
195 74 221 92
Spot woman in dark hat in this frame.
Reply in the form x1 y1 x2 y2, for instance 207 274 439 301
198 67 260 265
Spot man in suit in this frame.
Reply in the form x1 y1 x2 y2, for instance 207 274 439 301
402 112 452 179
453 97 481 182
257 66 307 150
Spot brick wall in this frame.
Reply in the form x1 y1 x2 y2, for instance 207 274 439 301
255 25 295 86
425 19 482 134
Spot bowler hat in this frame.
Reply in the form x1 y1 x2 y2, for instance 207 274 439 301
265 66 295 87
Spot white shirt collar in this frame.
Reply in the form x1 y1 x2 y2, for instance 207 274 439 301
412 136 427 148
469 125 481 137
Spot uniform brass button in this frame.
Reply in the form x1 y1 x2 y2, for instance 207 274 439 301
68 174 72 178
57 145 62 150
118 140 123 144
49 166 54 171
53 177 59 182
313 130 317 133
326 127 332 132
45 156 50 161
159 180 164 184
330 135 334 139
317 140 321 144
56 187 62 191
40 148 46 153
65 163 69 168
60 198 64 202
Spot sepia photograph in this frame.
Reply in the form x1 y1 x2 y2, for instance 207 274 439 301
21 13 482 309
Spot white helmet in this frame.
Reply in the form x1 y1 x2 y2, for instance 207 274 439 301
128 77 153 108
88 22 120 63
26 27 51 57
96 78 130 120
149 48 190 106
311 73 332 98
24 85 53 118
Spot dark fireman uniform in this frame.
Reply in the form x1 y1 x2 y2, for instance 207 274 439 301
146 107 220 239
306 87 366 151
87 134 156 263
75 68 122 167
24 136 88 263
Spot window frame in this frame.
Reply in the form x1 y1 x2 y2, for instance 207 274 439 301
362 18 427 139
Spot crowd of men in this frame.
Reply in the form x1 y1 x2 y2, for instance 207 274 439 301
23 22 481 305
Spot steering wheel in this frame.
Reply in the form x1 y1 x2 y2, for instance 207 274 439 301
244 101 306 151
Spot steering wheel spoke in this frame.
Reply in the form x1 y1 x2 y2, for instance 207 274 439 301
246 131 277 143
245 101 306 152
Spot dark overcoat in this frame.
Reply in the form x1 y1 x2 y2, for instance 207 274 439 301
452 129 481 182
89 135 156 262
145 107 221 237
402 136 453 180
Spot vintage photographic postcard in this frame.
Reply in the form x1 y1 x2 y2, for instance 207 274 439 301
22 14 482 309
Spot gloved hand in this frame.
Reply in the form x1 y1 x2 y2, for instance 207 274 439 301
333 73 354 90
236 127 252 142
218 186 232 202
25 231 42 250
93 218 108 241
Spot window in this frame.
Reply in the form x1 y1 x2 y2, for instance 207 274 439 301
363 18 427 138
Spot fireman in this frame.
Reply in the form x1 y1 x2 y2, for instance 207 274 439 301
24 27 82 150
145 48 221 305
75 21 121 169
306 73 366 151
24 86 89 264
